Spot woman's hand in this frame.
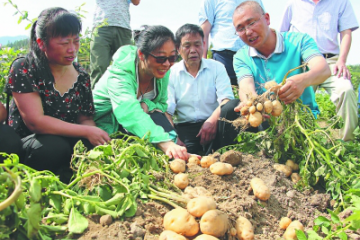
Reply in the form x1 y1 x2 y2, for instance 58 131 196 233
140 102 149 113
157 141 190 161
85 126 111 146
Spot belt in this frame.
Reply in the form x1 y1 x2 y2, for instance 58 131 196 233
175 121 205 127
323 53 336 59
213 49 237 55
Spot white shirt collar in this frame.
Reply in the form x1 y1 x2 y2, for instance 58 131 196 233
179 58 208 75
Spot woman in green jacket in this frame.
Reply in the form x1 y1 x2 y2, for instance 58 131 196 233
93 25 190 160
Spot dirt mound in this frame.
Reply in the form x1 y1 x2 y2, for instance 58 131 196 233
73 153 332 240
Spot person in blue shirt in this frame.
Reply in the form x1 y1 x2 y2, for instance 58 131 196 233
199 0 264 86
217 1 331 147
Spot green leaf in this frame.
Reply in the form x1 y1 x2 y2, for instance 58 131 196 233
27 203 42 238
328 209 341 224
321 225 329 235
68 207 88 234
337 231 348 240
29 178 42 202
295 229 307 240
314 216 331 227
306 230 323 240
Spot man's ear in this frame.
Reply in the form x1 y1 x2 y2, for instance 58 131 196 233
138 49 145 61
36 38 45 51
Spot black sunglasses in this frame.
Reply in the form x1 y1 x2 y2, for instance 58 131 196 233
148 53 178 64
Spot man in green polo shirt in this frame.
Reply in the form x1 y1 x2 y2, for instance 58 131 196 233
216 0 331 148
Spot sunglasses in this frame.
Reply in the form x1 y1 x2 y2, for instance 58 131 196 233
148 53 178 64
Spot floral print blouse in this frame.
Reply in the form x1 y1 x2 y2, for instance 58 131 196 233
7 58 95 138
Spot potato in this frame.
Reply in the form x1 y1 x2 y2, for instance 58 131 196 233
246 100 253 107
188 156 201 165
249 105 256 114
210 162 234 175
183 186 212 199
241 106 250 116
201 156 217 168
193 234 219 240
285 160 299 171
187 196 216 217
291 173 301 183
159 230 188 240
271 100 283 116
200 210 229 238
250 177 270 201
174 173 189 189
283 220 304 240
170 159 186 173
264 100 273 113
273 163 292 177
249 112 262 127
220 150 242 166
230 227 237 236
265 80 278 90
256 103 263 111
163 208 199 237
236 216 254 240
279 217 292 230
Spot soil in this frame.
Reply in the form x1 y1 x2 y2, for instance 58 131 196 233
67 150 352 240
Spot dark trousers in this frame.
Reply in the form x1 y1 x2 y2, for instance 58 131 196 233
212 50 237 86
118 111 176 139
21 134 93 182
214 99 269 150
0 124 23 162
175 121 211 155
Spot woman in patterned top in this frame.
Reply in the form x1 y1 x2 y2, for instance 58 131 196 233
7 7 110 179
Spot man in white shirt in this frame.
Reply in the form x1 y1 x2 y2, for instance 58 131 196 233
279 0 359 141
167 24 234 154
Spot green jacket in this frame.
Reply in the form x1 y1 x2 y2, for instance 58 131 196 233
92 45 171 143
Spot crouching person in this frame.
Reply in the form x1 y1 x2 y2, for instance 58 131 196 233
166 24 235 155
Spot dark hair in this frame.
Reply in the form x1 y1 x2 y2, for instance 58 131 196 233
28 7 82 66
175 24 204 47
134 25 175 58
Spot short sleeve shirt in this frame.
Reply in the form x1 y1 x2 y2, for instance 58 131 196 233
233 31 321 115
199 0 265 51
279 0 359 54
93 0 131 29
7 58 94 138
167 59 234 123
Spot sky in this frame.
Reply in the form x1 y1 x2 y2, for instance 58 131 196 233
0 0 359 65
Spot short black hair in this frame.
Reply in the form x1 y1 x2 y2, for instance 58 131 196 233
175 24 204 47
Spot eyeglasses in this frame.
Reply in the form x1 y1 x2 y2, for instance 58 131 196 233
235 14 264 35
148 53 178 64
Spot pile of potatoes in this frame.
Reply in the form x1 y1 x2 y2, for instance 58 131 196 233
160 195 255 240
279 217 304 240
170 153 241 190
273 160 301 183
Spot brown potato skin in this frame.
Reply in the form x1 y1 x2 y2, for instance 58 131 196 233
236 216 254 240
200 210 229 238
283 220 304 240
187 196 216 217
159 230 188 240
163 208 199 237
170 159 186 173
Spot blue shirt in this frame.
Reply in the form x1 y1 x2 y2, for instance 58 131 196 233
167 59 234 123
233 30 321 115
199 0 264 52
279 0 358 54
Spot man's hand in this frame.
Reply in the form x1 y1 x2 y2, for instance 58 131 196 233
196 120 217 145
278 76 307 104
234 101 246 112
333 60 351 79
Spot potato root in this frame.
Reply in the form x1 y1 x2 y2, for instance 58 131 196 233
283 220 304 240
159 230 188 240
279 217 292 230
187 196 216 217
170 159 186 173
250 177 270 201
210 162 234 176
200 210 229 238
201 156 217 168
236 216 254 240
273 164 292 177
163 208 199 237
174 173 189 189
